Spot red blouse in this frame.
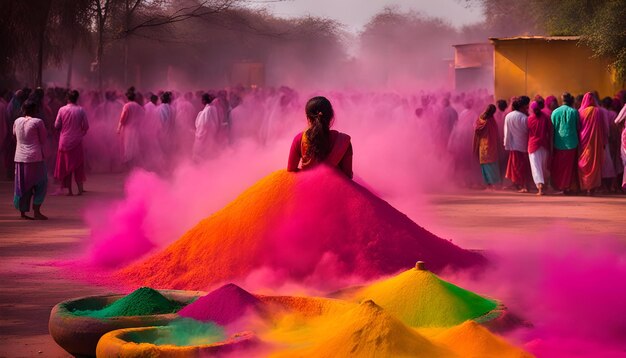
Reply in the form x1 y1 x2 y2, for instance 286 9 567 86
287 130 353 179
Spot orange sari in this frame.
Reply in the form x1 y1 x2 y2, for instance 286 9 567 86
578 94 606 190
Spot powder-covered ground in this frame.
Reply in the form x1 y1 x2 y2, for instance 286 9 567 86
1 173 625 357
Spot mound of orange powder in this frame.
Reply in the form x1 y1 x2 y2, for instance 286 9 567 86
118 167 485 290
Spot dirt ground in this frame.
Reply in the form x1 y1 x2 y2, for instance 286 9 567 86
0 173 624 357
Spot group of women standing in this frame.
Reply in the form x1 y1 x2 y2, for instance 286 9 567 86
473 91 626 195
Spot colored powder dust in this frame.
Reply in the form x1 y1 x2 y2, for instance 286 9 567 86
72 287 182 318
178 284 264 325
271 300 455 358
259 295 354 318
149 319 225 347
351 267 498 327
431 321 532 358
118 167 485 290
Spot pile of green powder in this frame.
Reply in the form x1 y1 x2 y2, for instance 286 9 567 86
72 287 183 318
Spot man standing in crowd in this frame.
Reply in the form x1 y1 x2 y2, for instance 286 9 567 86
54 90 89 196
504 97 531 192
550 92 580 194
193 93 218 163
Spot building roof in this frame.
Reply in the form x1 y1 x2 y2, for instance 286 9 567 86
452 42 492 48
489 36 580 42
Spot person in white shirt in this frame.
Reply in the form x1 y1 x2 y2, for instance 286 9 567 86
157 91 175 162
192 93 219 163
504 96 531 192
13 100 48 220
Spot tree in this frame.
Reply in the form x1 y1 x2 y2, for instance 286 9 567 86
0 0 92 88
359 7 459 87
89 0 245 89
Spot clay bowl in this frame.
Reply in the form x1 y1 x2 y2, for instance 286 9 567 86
96 327 256 357
49 289 205 357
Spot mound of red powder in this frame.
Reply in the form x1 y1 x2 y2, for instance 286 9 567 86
118 167 485 290
178 284 264 325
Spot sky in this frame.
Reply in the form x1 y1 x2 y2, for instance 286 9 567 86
255 0 484 33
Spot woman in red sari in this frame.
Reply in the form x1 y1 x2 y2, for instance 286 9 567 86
578 92 606 195
288 96 353 179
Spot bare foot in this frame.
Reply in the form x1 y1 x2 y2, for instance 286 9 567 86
20 213 34 220
518 188 528 193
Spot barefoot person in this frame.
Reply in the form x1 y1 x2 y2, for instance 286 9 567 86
528 100 553 195
287 96 353 179
13 100 48 220
54 90 89 196
473 104 501 189
504 97 531 192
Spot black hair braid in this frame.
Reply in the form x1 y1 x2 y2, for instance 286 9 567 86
304 97 334 160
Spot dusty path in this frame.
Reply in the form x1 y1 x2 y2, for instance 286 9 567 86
0 174 124 357
0 173 623 357
425 190 626 249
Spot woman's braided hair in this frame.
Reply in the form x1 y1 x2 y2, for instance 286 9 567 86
304 96 334 160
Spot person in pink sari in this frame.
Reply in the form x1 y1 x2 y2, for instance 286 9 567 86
534 95 552 119
616 103 626 190
527 100 553 195
288 96 353 179
577 92 606 194
117 87 145 168
54 90 89 196
545 95 559 113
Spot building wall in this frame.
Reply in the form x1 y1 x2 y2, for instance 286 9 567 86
493 39 621 100
231 62 265 88
454 43 494 93
455 67 493 92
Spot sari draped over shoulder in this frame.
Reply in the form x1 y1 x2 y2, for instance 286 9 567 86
578 93 606 190
288 130 353 178
472 116 499 164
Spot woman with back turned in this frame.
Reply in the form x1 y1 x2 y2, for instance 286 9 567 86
287 96 353 179
527 100 553 196
473 104 501 190
13 100 48 220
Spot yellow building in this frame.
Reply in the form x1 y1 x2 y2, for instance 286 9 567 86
490 36 623 100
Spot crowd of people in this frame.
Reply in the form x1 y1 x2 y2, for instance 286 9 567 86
472 91 626 196
1 84 625 219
